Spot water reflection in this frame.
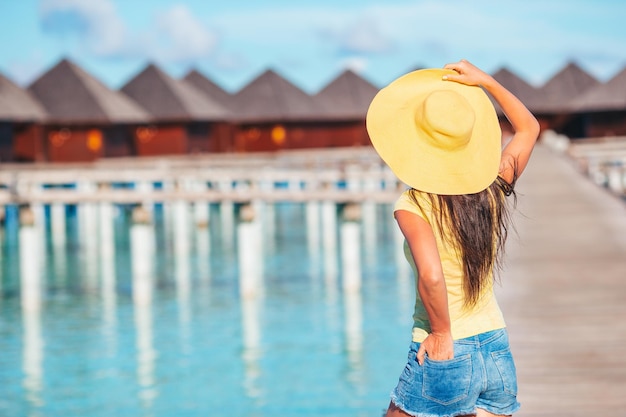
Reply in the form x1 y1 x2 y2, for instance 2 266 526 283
237 206 265 400
99 202 117 355
241 296 263 400
3 199 409 416
20 225 44 412
393 214 414 318
173 200 193 356
130 222 158 409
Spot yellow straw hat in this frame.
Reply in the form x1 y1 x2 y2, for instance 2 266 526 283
366 68 501 195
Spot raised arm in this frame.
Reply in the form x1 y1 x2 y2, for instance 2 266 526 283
443 59 540 185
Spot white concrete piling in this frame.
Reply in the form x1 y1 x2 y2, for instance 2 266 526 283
50 203 67 287
306 201 322 280
136 180 154 214
77 182 99 291
218 180 235 251
341 203 362 293
237 204 264 299
51 203 66 248
131 223 154 307
20 225 42 312
192 180 211 228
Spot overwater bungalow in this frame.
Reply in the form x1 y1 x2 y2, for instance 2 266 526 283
569 67 626 138
533 62 600 138
121 64 231 155
0 72 47 162
28 58 150 162
230 69 326 152
313 69 379 147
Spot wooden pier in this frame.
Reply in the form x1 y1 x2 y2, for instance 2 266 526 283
499 144 626 417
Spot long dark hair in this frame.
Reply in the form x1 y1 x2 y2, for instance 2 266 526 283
409 175 517 308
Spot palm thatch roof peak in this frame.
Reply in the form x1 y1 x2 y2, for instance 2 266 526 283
232 68 323 122
0 72 47 122
569 67 626 112
121 64 230 122
490 66 541 113
314 69 379 119
534 61 600 113
182 69 235 111
28 58 149 124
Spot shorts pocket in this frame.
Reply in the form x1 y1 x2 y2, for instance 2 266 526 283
491 348 518 396
422 354 472 405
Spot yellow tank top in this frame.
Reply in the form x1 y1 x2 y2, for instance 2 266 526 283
394 189 506 342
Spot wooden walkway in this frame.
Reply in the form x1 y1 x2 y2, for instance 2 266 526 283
497 144 626 416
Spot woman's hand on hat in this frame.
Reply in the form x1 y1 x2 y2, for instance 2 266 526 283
442 59 491 87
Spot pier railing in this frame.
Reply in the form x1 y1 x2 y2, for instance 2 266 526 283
0 147 405 205
565 135 626 197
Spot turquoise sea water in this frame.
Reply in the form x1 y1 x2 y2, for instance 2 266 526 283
0 201 415 417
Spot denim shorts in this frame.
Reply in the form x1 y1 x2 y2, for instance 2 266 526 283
390 328 520 417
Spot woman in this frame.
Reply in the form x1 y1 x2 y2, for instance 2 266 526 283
366 59 539 417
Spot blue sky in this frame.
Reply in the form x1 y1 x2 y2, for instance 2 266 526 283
1 0 626 93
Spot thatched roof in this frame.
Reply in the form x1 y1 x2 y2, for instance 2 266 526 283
490 67 541 114
28 58 149 124
313 69 379 120
534 62 600 113
121 64 230 122
0 72 47 122
569 67 626 112
232 69 322 122
183 69 235 111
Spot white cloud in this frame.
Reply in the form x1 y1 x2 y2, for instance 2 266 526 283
155 5 217 63
39 0 127 57
39 0 218 64
339 56 368 74
326 18 392 55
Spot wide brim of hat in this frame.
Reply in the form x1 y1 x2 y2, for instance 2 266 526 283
366 68 501 195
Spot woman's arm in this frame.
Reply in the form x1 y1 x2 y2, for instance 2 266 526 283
395 209 453 365
443 59 540 184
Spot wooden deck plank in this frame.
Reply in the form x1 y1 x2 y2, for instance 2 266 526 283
497 144 626 416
